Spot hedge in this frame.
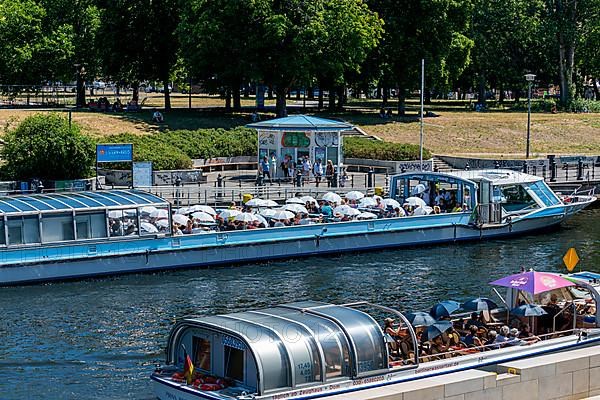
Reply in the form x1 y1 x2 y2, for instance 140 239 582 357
343 137 430 161
101 127 257 170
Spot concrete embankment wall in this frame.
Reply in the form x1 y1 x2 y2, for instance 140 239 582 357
326 344 600 400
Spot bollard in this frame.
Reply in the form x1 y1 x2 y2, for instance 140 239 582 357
522 160 528 174
464 162 470 171
550 160 557 182
332 170 338 188
367 167 374 188
577 158 584 180
564 163 569 180
494 160 500 169
532 165 537 176
434 165 439 172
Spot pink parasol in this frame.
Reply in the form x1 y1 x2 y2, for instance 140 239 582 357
489 271 575 295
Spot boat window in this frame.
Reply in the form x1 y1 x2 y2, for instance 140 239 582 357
108 209 138 237
192 336 211 372
7 215 40 245
320 329 350 378
41 213 74 242
525 182 561 206
224 345 244 382
0 219 4 245
75 212 107 240
497 185 540 212
140 207 171 234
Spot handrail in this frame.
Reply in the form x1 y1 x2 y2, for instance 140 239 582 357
553 302 576 332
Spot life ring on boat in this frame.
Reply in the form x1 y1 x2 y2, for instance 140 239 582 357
171 372 185 382
200 383 224 391
192 378 205 387
204 376 218 384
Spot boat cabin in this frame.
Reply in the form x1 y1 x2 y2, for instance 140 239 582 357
390 170 563 224
163 301 415 397
0 190 171 247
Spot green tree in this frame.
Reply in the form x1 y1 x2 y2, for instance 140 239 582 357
314 0 383 110
179 0 264 110
368 0 474 114
97 0 179 109
1 113 95 180
0 0 74 85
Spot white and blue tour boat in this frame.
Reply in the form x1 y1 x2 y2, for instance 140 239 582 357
151 271 600 400
0 170 594 285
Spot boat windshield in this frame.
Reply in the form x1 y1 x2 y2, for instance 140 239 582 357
494 184 540 213
524 181 562 206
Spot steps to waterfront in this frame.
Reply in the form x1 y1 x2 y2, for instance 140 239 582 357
432 156 454 172
325 344 600 400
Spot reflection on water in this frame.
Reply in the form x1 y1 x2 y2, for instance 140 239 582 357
0 209 599 399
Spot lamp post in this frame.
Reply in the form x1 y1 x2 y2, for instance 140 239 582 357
525 73 536 158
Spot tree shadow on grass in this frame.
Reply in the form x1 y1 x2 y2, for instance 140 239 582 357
111 109 252 132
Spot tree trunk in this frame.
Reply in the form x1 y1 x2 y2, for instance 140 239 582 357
397 88 406 116
499 84 505 104
296 89 301 100
478 74 486 105
382 85 388 108
116 85 120 96
132 82 139 103
328 86 336 110
232 78 241 110
424 87 431 104
275 86 287 117
163 78 171 110
375 85 382 99
557 0 577 106
307 87 314 99
318 85 324 109
225 88 231 110
267 86 273 99
336 86 345 110
75 65 86 108
243 84 250 99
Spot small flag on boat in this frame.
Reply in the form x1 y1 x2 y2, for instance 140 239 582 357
182 345 194 385
563 247 580 272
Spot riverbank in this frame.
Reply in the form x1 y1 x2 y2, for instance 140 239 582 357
1 107 599 156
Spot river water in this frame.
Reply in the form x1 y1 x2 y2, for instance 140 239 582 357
1 208 599 399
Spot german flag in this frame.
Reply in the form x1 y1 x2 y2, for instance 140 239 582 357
183 346 195 385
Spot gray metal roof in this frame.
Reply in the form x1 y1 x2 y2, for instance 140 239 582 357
0 190 168 214
174 301 389 393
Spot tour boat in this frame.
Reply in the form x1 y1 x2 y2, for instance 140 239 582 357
0 170 594 285
151 271 600 400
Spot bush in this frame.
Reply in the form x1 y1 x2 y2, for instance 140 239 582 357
155 127 256 160
102 127 257 170
1 113 95 180
567 99 600 113
511 99 557 112
343 137 430 161
101 133 193 170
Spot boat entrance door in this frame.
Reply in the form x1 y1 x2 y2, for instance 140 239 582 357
477 178 501 224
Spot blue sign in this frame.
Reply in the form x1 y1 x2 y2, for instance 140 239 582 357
96 144 133 163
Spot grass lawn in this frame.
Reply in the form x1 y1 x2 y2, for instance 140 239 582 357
1 101 599 156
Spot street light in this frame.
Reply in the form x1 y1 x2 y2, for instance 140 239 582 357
525 73 536 158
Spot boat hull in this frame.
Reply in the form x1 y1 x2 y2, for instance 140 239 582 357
0 205 571 285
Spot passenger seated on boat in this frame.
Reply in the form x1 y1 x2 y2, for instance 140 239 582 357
173 223 183 236
466 312 484 329
125 224 137 235
493 326 511 347
433 205 442 214
110 218 123 236
463 325 484 348
506 328 526 346
518 324 540 343
485 330 500 349
430 335 451 359
182 220 194 234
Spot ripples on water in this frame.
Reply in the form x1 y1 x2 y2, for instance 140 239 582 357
1 209 599 399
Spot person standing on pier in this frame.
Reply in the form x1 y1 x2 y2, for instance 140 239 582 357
313 158 324 187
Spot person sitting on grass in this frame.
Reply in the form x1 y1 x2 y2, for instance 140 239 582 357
152 109 164 123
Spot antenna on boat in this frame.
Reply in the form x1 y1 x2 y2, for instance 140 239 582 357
419 58 424 171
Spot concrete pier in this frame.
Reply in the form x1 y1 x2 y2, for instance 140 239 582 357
326 345 600 400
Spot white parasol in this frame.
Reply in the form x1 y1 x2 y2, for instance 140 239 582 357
345 191 365 201
191 211 215 224
322 192 342 204
284 204 308 214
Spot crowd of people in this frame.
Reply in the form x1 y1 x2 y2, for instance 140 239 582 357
259 155 349 188
384 309 543 365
